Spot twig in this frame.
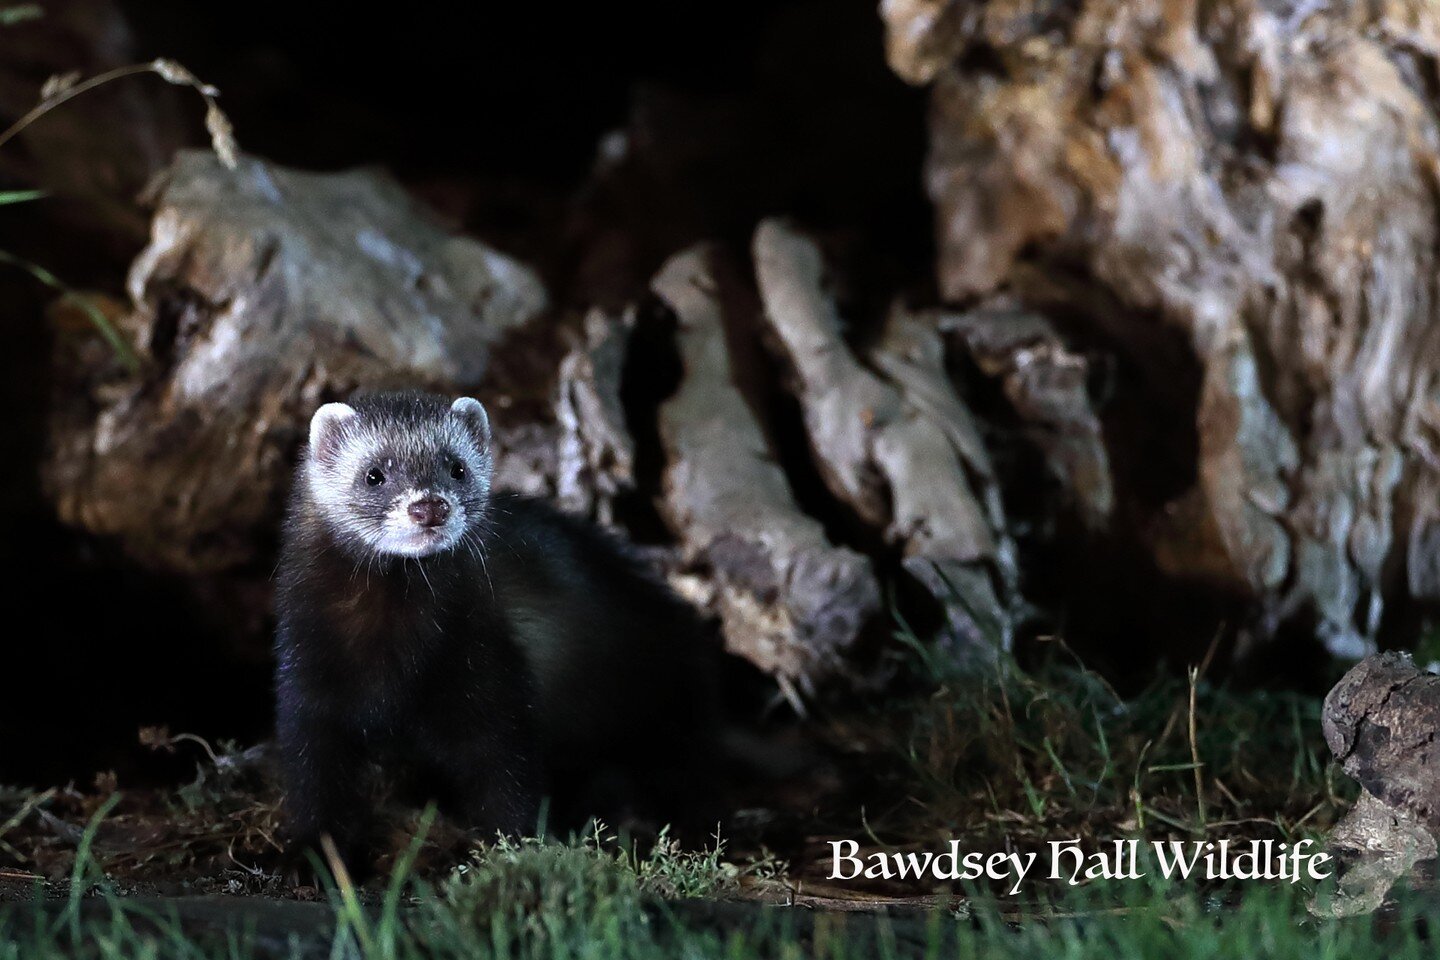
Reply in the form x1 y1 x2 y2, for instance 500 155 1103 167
168 732 222 767
0 58 237 371
1188 665 1206 830
0 59 236 166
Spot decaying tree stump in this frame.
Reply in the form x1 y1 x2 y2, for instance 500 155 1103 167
1320 652 1440 915
884 0 1440 657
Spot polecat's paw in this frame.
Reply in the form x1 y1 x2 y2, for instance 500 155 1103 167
278 831 376 889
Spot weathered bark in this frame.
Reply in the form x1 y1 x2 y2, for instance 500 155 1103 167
1324 652 1440 833
551 308 636 524
753 220 1013 655
485 312 636 518
1319 652 1440 915
44 151 547 572
873 304 1022 649
941 302 1114 533
884 0 1440 657
653 243 881 695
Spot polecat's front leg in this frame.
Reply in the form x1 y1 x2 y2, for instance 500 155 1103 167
275 672 372 873
412 640 543 838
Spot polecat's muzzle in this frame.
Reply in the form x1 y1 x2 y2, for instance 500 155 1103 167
408 498 451 528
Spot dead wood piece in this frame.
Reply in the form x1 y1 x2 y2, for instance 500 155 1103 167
485 309 635 524
891 0 1440 657
753 220 1012 654
1317 789 1436 918
880 0 969 86
44 151 548 572
553 308 636 523
1324 652 1440 831
942 303 1115 532
652 243 879 692
490 421 562 499
1319 652 1440 914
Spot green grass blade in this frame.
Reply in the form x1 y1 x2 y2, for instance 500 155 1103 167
0 189 45 205
0 250 140 372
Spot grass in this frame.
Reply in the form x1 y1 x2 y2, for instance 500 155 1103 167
0 824 1431 959
829 633 1351 869
0 628 1407 957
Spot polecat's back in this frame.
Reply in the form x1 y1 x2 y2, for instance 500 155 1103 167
486 495 721 763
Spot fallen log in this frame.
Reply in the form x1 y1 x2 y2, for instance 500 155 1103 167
652 243 880 696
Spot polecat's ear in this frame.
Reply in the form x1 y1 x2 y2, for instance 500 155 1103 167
309 402 357 464
451 396 492 451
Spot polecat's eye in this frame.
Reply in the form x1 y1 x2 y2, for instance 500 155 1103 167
450 461 467 481
366 468 386 486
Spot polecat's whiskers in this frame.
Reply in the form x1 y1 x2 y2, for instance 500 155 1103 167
414 556 437 602
460 528 497 601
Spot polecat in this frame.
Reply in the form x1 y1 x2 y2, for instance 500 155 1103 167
274 390 721 867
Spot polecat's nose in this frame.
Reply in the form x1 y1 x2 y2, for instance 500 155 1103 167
408 498 450 528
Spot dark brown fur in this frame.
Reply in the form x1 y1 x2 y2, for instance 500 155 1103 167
273 392 723 869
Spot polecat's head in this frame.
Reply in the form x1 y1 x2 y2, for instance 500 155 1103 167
303 392 492 558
